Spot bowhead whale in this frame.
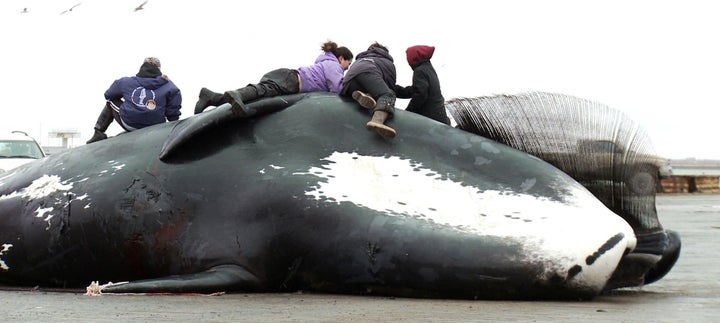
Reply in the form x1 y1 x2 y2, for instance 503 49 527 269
0 93 678 299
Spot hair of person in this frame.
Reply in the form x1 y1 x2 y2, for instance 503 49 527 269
368 42 388 52
143 57 161 68
322 40 354 61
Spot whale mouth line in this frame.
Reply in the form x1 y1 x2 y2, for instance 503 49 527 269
586 233 625 265
604 230 681 290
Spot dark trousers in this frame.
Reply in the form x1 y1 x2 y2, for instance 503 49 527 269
94 99 134 132
251 68 300 98
341 72 396 114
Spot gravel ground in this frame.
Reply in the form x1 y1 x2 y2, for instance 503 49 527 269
1 194 718 322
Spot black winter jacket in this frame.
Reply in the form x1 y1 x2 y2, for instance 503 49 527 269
342 47 397 93
395 59 450 125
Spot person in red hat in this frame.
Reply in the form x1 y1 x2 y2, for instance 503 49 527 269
394 45 450 125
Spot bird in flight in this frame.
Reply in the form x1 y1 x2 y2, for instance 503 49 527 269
60 2 81 15
135 0 149 12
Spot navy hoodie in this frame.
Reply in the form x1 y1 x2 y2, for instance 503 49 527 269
104 62 182 129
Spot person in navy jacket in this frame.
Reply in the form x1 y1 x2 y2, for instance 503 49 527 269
86 57 182 144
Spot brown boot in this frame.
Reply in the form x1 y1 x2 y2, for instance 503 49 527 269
352 90 376 110
366 110 397 138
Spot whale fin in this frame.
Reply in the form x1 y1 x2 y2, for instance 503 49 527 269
159 94 306 161
159 103 237 161
98 264 262 294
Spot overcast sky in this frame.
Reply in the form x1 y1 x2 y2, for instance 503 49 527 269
1 0 718 160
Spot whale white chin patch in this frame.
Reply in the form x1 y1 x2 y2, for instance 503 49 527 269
298 151 636 290
299 151 616 234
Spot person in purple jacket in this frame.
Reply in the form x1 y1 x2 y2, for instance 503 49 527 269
86 57 182 144
193 40 353 114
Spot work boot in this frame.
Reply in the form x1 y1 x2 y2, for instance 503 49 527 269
223 87 259 116
86 103 115 144
194 88 225 114
352 90 376 110
86 129 107 144
366 110 397 138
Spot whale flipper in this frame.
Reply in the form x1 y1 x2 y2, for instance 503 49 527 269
99 265 261 294
159 94 307 161
159 103 237 161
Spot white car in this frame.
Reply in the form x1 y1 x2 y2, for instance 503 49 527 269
0 131 46 173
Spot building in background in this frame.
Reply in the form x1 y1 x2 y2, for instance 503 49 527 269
42 129 80 155
660 159 720 193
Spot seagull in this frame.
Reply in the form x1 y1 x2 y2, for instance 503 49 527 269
134 0 148 12
60 2 81 15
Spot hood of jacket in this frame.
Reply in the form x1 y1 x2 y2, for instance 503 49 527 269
135 62 168 89
315 51 339 64
406 45 435 68
343 46 396 88
357 46 394 62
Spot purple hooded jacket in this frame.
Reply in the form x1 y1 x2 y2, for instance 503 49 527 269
297 51 345 93
104 63 182 129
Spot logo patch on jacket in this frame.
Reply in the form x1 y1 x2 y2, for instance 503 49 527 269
131 87 157 110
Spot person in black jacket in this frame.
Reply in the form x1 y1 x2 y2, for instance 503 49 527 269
340 42 399 138
394 45 450 125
